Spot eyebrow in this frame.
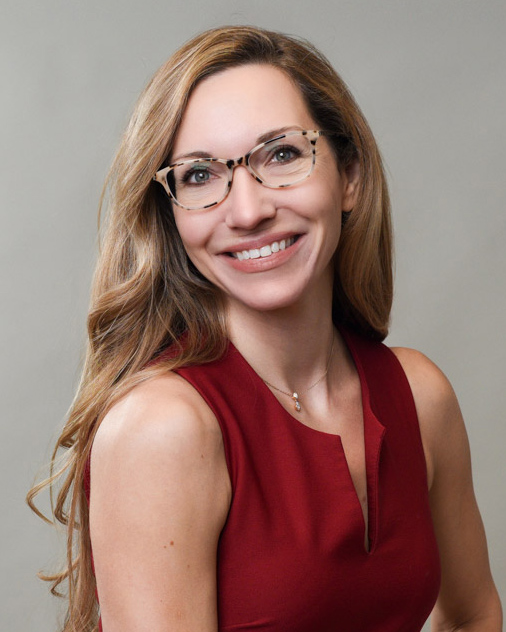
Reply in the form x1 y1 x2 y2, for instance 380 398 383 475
171 125 304 162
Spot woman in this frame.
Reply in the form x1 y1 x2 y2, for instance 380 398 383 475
29 26 501 631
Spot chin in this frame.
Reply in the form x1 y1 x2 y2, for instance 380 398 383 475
224 284 308 314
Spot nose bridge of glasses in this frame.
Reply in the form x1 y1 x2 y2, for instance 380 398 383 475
224 158 276 227
228 154 264 185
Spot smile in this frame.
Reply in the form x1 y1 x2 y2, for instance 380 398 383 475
230 237 298 261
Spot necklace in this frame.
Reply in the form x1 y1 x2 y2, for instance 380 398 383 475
261 335 335 413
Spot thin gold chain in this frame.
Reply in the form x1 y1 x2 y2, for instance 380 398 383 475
261 334 335 412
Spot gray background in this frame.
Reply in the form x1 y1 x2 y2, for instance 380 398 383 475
1 1 504 630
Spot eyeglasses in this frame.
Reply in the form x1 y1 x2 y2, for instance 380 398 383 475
153 129 325 211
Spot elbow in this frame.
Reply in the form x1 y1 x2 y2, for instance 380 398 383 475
432 587 503 632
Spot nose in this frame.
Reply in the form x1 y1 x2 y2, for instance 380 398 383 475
224 165 277 229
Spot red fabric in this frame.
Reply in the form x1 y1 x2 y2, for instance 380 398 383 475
174 328 440 631
86 328 440 630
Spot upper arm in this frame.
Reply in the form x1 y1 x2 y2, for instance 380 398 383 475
391 348 502 630
89 372 231 632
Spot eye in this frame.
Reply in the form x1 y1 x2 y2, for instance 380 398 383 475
270 145 300 163
182 163 213 185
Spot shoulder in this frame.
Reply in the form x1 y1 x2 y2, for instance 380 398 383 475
92 371 224 466
90 370 231 521
89 369 231 555
89 372 231 629
389 347 465 489
389 347 457 410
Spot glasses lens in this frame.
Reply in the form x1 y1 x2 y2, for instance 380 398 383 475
168 159 229 209
249 132 315 187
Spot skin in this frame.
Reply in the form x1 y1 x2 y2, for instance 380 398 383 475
90 65 502 631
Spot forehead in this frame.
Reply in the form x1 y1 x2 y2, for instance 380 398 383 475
172 64 316 157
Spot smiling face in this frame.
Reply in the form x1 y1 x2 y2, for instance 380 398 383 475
170 64 359 317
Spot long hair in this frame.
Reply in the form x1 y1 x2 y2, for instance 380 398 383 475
27 25 392 631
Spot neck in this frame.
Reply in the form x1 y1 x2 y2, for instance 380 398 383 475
225 286 336 394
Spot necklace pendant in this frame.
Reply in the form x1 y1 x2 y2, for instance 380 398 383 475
292 392 301 412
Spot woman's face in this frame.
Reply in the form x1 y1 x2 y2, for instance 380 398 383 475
171 64 358 315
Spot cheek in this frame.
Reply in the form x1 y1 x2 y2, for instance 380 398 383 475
172 213 226 285
300 181 343 229
174 214 210 256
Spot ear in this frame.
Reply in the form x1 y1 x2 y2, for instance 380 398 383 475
341 160 360 212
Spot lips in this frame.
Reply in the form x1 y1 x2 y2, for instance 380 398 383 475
228 236 298 261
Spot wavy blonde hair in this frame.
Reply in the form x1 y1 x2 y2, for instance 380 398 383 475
27 25 392 631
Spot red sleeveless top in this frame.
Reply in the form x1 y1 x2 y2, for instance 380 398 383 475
87 328 440 631
173 328 441 631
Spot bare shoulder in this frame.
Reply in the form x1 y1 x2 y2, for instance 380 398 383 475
90 371 231 630
90 369 231 527
389 347 465 488
389 346 460 421
93 371 223 459
90 369 231 526
93 372 219 442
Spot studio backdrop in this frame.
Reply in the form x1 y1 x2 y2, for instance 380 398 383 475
1 1 504 630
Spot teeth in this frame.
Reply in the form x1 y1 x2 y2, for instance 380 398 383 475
232 237 296 261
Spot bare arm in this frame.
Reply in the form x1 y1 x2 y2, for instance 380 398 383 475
89 373 231 632
392 348 502 632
